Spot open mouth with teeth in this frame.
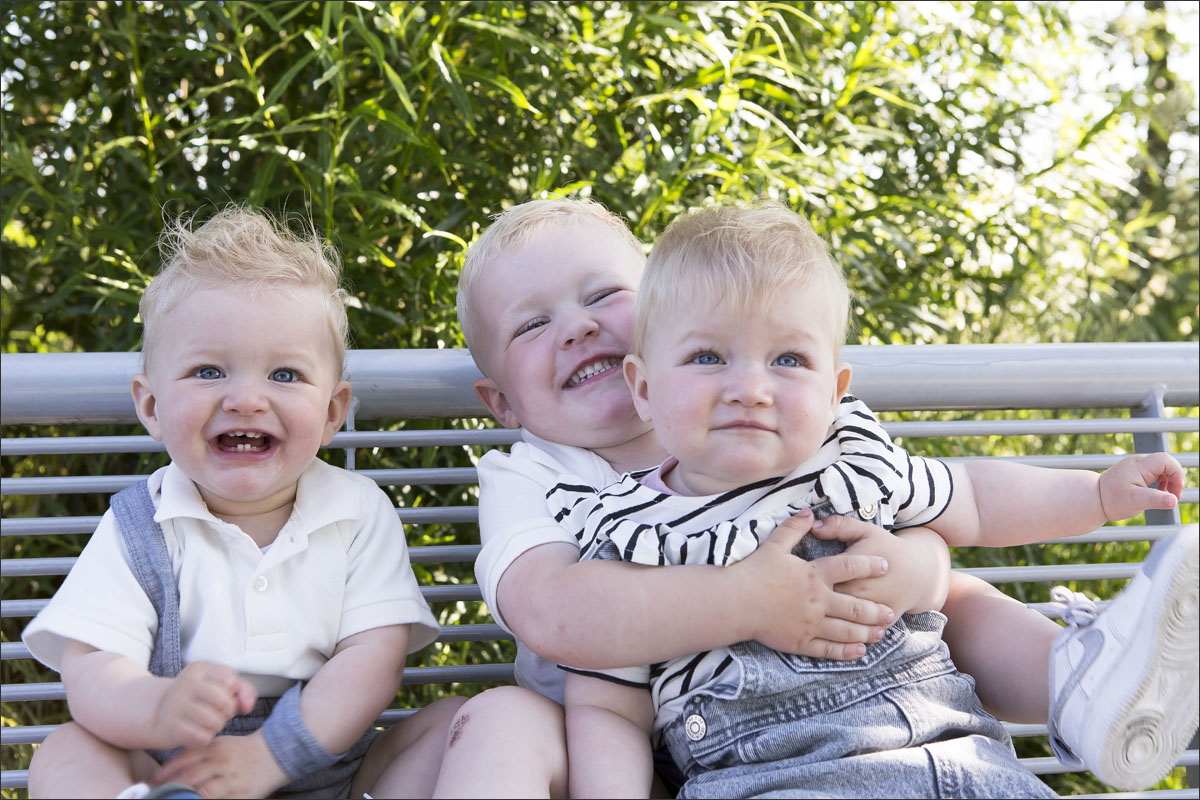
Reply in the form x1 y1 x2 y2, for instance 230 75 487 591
565 358 622 388
215 430 273 453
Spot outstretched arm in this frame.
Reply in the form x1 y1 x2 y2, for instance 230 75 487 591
930 452 1183 548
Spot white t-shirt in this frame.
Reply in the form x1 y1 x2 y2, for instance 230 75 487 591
23 459 441 697
474 431 622 702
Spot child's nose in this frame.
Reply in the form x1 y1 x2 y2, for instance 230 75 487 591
723 365 772 406
558 308 599 347
222 377 269 414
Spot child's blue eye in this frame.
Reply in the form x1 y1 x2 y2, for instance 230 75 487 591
271 368 299 383
774 354 802 367
196 366 223 380
691 352 722 365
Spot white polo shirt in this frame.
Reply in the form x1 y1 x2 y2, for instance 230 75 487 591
23 459 440 697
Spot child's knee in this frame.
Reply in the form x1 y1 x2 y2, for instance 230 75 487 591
425 694 470 728
447 685 565 749
29 722 151 797
31 721 100 769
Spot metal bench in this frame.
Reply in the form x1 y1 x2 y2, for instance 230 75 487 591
2 342 1198 796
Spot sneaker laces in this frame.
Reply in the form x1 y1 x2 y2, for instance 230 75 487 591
1050 585 1098 628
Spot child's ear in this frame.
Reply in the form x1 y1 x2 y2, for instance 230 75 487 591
131 373 164 441
474 376 520 429
833 362 852 408
623 354 654 423
321 380 353 446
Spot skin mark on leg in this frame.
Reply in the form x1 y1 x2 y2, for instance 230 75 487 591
447 713 470 748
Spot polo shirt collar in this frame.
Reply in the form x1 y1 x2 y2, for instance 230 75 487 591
150 458 364 536
519 429 622 487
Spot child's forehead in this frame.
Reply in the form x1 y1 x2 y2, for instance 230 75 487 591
487 227 642 295
161 283 340 347
517 217 642 260
656 282 839 341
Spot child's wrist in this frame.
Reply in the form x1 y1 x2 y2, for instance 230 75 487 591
261 682 342 782
1096 474 1115 522
246 730 292 792
725 562 766 641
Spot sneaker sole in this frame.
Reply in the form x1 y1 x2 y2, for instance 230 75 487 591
1091 526 1199 790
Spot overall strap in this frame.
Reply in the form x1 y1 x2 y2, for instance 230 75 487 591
110 481 290 767
110 480 183 680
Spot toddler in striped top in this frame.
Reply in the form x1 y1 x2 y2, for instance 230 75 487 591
548 203 1192 799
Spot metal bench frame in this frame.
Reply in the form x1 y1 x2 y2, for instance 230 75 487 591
3 342 1198 796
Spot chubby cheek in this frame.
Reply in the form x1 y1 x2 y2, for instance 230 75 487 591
650 401 695 457
599 294 636 339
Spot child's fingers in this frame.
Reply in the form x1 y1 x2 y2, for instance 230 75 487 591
173 714 224 749
806 513 874 543
1157 461 1186 498
1147 488 1180 509
812 551 889 585
768 508 814 549
822 587 894 628
187 661 255 716
154 745 214 790
802 638 870 662
1139 453 1185 497
234 680 258 715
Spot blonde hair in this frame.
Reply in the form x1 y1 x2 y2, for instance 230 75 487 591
633 203 849 356
456 197 644 369
140 205 349 371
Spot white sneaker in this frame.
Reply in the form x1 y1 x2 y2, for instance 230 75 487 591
1047 525 1199 791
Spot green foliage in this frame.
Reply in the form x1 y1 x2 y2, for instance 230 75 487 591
2 1 1197 796
2 1 1196 354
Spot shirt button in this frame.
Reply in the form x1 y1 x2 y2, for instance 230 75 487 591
858 503 878 520
684 714 707 741
252 575 269 593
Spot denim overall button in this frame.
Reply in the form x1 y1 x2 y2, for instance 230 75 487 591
684 714 707 741
858 503 877 520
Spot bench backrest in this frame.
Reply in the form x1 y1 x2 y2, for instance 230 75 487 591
3 342 1198 793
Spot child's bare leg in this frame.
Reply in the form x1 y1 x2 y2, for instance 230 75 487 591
941 571 1059 723
353 696 469 798
432 685 567 799
28 721 159 798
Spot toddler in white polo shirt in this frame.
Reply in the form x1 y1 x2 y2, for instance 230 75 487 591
22 207 462 799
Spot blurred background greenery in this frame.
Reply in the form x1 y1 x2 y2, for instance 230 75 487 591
2 1 1197 796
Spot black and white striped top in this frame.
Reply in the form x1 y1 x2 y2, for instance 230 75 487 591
547 395 953 733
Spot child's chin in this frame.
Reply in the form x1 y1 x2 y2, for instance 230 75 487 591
721 461 784 484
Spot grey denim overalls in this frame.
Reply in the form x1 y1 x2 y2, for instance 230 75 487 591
110 481 377 799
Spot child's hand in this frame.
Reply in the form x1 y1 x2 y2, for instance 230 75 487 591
153 730 289 799
1099 452 1185 521
811 518 950 616
734 509 894 661
154 661 258 749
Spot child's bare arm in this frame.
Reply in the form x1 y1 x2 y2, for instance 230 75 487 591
293 624 411 752
155 624 411 798
564 672 655 798
931 453 1184 548
499 512 895 671
59 639 257 751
